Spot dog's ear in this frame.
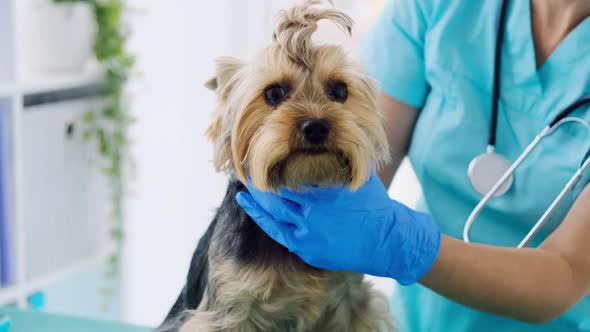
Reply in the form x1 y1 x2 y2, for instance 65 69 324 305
204 76 218 91
206 56 243 173
204 56 243 95
206 56 243 142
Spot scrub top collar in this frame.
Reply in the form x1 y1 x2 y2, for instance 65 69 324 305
504 0 590 92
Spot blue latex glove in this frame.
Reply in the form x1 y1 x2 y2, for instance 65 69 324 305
235 171 442 285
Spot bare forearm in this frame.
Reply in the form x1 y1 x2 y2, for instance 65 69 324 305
377 156 404 188
419 187 590 322
374 90 590 322
420 236 588 323
375 94 418 187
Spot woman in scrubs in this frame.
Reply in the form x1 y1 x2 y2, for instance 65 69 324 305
236 0 590 331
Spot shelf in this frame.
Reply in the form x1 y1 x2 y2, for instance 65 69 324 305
1 69 105 101
0 252 108 307
0 83 15 98
0 286 19 306
19 68 104 96
24 252 110 297
3 0 115 315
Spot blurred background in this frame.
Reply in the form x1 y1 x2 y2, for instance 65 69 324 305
0 0 421 329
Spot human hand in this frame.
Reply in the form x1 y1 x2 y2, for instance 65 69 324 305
236 171 441 285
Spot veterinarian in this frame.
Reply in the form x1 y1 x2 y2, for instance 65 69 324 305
236 0 590 331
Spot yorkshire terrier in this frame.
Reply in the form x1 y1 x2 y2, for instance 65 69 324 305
159 1 394 331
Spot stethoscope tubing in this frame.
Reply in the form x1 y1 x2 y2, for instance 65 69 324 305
465 0 590 247
464 126 550 244
489 0 510 148
488 0 590 145
551 95 590 127
518 155 590 247
465 118 590 247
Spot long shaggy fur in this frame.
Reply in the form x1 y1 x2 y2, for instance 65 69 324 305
159 181 392 332
273 0 354 69
160 1 394 331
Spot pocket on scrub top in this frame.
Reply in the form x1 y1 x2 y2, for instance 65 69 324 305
410 73 492 195
517 117 590 240
407 90 454 181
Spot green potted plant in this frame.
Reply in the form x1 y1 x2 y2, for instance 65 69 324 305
21 0 96 74
52 0 135 283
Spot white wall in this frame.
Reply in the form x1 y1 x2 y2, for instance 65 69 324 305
122 0 420 327
122 0 229 325
122 0 292 326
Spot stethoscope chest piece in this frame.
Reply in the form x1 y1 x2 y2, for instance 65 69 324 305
468 150 513 196
463 0 590 247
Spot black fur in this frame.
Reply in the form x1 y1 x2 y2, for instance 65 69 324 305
158 178 299 331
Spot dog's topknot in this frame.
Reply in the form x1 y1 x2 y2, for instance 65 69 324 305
272 0 353 69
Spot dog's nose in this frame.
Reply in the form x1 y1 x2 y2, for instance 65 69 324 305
300 119 331 145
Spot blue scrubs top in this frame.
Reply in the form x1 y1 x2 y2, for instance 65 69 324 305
362 1 590 331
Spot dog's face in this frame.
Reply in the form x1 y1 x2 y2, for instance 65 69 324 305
206 1 389 191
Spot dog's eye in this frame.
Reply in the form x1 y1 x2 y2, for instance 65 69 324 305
325 81 348 103
264 84 290 107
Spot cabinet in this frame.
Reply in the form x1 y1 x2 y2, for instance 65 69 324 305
0 0 111 311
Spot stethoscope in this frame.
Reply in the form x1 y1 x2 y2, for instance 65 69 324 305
463 0 590 248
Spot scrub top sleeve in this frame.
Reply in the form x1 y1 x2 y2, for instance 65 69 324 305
360 0 431 109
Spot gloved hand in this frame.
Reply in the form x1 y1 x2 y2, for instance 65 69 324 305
235 171 442 285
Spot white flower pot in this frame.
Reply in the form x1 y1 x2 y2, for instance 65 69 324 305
19 0 96 75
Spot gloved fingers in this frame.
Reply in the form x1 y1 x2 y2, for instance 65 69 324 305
276 186 315 204
272 198 305 227
245 180 289 207
277 186 327 205
244 182 305 225
235 192 296 249
244 180 278 203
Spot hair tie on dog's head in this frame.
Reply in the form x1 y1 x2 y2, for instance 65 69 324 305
272 0 353 69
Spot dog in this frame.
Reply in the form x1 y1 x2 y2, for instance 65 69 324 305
159 1 394 331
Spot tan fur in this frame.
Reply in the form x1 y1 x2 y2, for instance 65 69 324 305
190 1 394 331
207 40 389 191
273 0 353 69
180 260 393 332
